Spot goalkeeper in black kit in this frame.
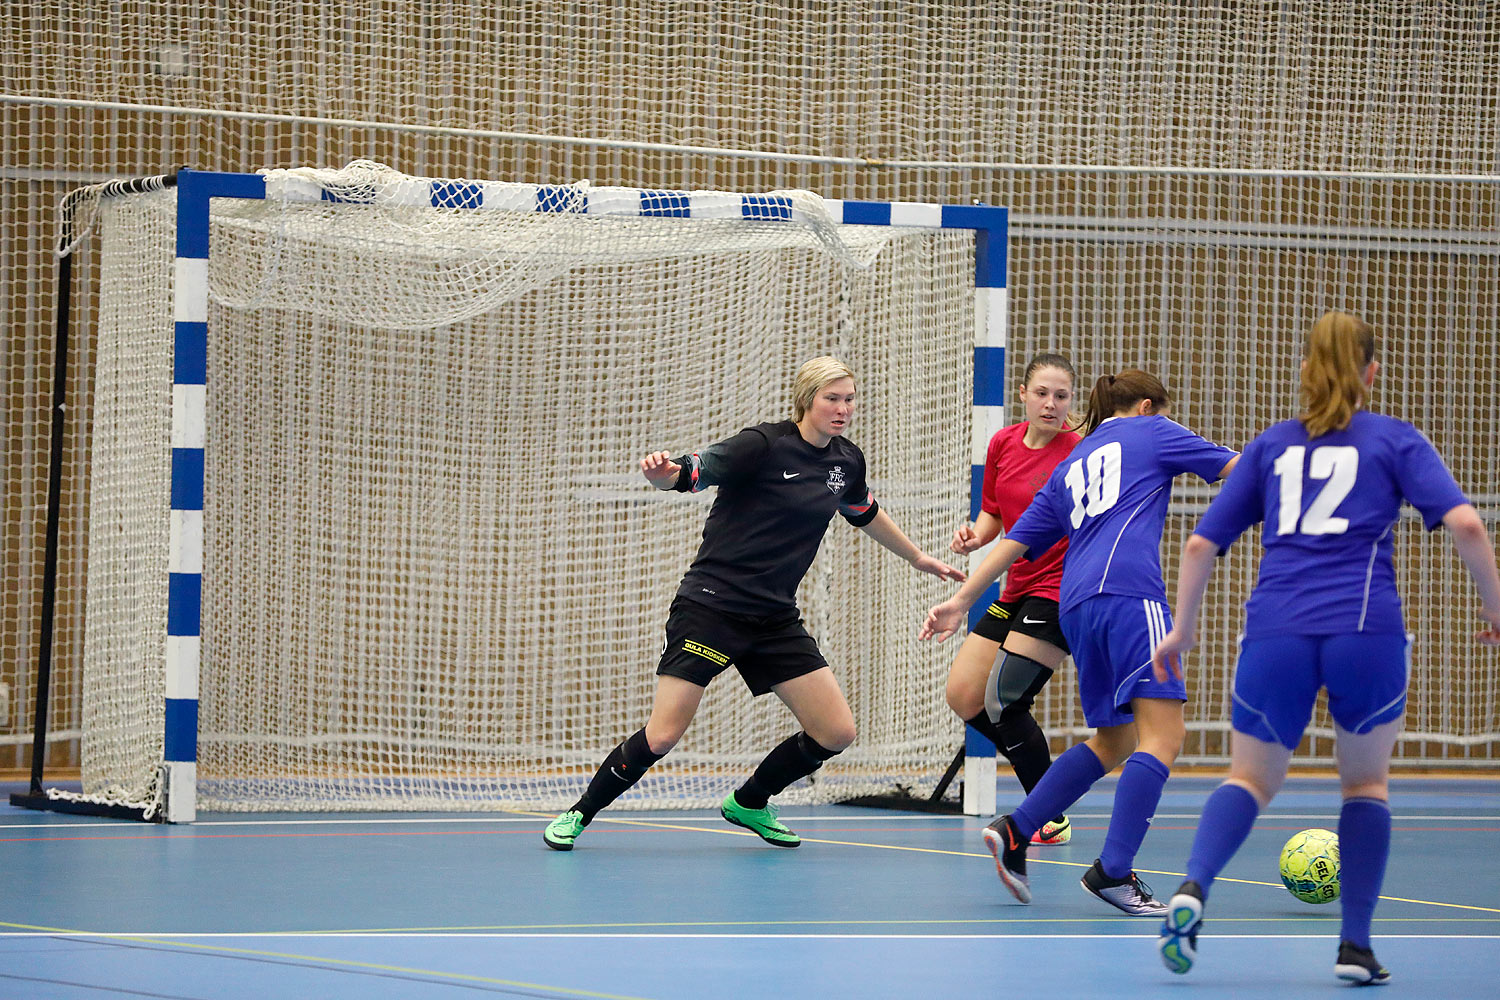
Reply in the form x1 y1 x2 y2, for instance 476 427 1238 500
544 356 965 850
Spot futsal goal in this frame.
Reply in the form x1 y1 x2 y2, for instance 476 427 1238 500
26 161 1012 821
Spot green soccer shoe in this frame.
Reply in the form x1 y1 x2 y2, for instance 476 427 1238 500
543 809 586 851
720 792 800 847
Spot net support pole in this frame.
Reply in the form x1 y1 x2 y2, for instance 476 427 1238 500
9 211 76 812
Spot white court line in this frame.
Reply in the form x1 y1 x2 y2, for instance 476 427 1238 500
3 811 1500 831
3 931 1499 941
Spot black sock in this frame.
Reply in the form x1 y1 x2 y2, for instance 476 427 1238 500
735 732 840 809
967 709 1064 824
964 710 1006 753
572 729 665 822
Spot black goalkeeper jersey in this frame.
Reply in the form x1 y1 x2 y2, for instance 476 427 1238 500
672 420 880 616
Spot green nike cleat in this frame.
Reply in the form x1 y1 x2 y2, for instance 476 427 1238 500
543 810 587 851
720 792 800 847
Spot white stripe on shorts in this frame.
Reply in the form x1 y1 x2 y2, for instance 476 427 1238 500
1114 598 1168 709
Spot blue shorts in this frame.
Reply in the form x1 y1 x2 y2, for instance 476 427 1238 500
1232 633 1412 749
1060 594 1187 728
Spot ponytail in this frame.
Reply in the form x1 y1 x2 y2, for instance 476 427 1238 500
1083 375 1116 435
1084 369 1172 435
1300 311 1375 439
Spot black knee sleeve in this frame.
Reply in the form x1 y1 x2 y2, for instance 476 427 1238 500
992 709 1054 797
966 704 1054 800
993 709 1045 748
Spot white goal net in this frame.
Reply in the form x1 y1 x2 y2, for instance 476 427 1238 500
76 163 978 815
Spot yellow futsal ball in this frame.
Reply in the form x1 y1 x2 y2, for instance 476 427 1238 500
1279 828 1341 904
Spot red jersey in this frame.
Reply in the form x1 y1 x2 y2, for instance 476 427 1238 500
981 421 1081 602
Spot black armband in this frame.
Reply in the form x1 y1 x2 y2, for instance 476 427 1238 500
840 495 879 527
670 454 695 492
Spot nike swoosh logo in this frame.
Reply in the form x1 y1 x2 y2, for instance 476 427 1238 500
1006 825 1020 850
782 471 799 479
1004 742 1025 752
1022 615 1046 624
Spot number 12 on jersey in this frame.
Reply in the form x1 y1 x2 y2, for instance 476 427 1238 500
1273 445 1359 536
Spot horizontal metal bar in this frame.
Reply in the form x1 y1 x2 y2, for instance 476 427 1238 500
5 93 1500 184
1015 226 1500 255
1014 213 1500 245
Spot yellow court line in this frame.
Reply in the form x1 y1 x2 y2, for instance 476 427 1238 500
798 829 1500 915
1128 869 1500 914
539 814 1500 916
1361 893 1500 913
0 921 652 1000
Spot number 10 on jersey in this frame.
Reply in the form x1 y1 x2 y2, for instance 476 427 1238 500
1065 442 1123 528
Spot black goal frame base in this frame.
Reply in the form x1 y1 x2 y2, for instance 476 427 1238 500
837 743 966 814
9 790 160 823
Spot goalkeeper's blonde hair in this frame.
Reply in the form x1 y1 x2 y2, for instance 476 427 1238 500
791 356 856 421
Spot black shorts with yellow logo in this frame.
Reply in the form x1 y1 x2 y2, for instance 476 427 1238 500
656 596 828 696
970 594 1070 653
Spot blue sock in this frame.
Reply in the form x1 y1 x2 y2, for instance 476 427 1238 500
1011 743 1105 840
1098 751 1171 880
1338 797 1391 950
1185 782 1261 897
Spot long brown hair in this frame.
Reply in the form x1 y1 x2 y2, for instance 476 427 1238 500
1083 369 1172 435
1300 311 1375 439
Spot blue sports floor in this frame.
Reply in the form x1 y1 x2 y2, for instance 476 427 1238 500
2 775 1496 999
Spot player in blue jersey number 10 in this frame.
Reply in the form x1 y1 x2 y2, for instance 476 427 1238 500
922 369 1238 915
1151 311 1500 985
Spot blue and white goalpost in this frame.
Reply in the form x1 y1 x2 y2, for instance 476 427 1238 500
35 163 1008 821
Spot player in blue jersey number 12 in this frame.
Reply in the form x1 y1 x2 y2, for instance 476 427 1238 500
1151 312 1500 985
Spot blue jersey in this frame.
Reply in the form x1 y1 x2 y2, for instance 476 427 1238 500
1194 410 1467 637
1007 415 1237 614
